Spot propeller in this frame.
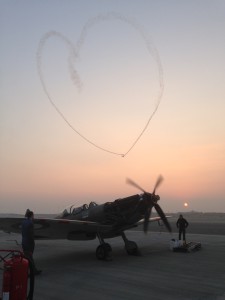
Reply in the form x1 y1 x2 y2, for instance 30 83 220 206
126 178 146 193
153 202 171 233
143 205 152 233
153 175 164 194
126 175 171 234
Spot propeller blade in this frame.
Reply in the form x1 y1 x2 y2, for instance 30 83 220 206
126 175 170 234
154 203 171 232
126 178 146 193
143 206 152 233
153 175 164 195
143 175 164 234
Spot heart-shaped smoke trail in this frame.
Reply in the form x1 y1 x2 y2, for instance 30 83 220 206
36 12 164 157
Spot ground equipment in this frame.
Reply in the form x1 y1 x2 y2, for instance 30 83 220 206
0 250 34 300
170 239 202 252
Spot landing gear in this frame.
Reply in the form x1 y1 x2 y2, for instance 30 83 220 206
121 232 140 256
96 234 112 261
96 243 112 260
95 232 140 260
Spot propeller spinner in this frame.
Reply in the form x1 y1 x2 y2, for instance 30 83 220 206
126 175 171 234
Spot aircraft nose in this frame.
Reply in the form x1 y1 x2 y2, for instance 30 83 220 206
154 195 160 202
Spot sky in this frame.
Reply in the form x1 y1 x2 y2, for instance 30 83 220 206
1 0 225 214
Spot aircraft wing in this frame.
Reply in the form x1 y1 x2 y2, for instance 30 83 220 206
137 216 171 226
0 217 113 240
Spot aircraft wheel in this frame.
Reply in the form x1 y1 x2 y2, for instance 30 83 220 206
104 243 112 252
96 243 112 260
125 241 139 256
96 245 106 260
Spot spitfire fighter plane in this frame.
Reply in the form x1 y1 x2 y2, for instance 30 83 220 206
0 176 171 260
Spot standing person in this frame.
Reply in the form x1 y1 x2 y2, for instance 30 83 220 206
22 209 42 275
176 214 189 243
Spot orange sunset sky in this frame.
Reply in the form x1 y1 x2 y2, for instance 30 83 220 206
1 0 225 214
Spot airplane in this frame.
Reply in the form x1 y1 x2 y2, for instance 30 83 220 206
0 176 171 260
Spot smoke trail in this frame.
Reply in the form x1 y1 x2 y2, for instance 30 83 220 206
37 30 125 156
36 12 164 157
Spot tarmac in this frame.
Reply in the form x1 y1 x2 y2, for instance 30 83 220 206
0 224 225 300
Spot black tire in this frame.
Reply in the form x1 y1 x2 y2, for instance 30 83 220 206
125 241 139 256
96 245 107 260
96 243 112 260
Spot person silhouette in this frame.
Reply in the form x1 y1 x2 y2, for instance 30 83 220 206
22 209 42 275
176 214 189 243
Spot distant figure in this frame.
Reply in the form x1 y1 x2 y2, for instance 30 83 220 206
176 214 189 242
22 209 42 275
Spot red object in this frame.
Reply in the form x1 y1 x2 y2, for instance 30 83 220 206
1 250 29 300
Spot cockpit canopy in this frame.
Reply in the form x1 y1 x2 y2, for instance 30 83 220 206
60 202 98 217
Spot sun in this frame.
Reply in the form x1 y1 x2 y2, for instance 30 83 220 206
184 202 188 208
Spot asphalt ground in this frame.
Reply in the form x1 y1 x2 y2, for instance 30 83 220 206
0 222 225 300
